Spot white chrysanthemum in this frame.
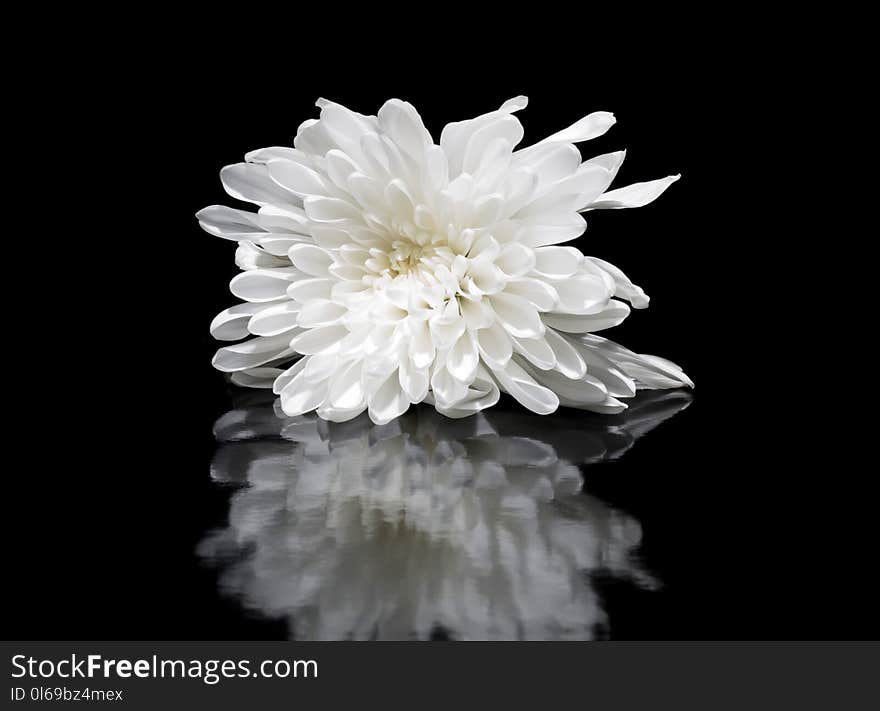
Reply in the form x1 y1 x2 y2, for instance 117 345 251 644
198 96 692 424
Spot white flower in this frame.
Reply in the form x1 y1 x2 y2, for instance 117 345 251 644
198 96 692 424
199 391 689 639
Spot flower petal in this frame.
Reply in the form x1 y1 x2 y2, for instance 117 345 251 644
503 278 558 312
490 293 545 339
553 273 611 314
279 373 330 417
511 335 556 370
212 334 295 372
526 366 611 408
440 97 528 177
196 205 265 240
248 302 303 337
432 368 500 418
273 357 308 394
579 334 693 389
377 98 432 160
408 319 436 369
328 359 366 410
221 163 300 207
585 257 650 309
399 357 430 403
496 242 535 278
229 367 284 389
518 214 587 247
477 322 513 366
230 268 300 303
267 158 333 198
491 359 559 415
368 371 410 425
544 328 587 379
587 175 680 210
303 195 362 222
543 301 631 333
296 299 347 328
532 246 583 279
536 111 615 145
210 302 266 341
288 244 334 277
288 324 349 355
287 278 334 303
447 331 479 383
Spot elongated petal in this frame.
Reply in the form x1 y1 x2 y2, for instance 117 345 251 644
213 335 294 372
491 359 559 415
267 159 333 198
543 301 631 333
477 322 513 366
288 324 349 355
221 163 300 207
441 97 528 177
196 205 265 240
579 334 693 389
399 357 430 403
447 331 479 383
532 246 583 278
537 111 615 145
544 328 587 379
279 374 330 416
587 175 680 210
288 244 334 277
490 293 545 338
328 359 365 410
377 99 432 160
248 302 302 337
211 302 266 341
368 371 410 425
585 257 649 308
230 268 300 303
229 367 284 389
433 369 500 418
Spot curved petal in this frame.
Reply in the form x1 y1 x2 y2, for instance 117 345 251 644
368 371 410 425
230 268 300 303
491 358 559 415
490 293 545 338
433 368 500 418
221 163 301 207
586 175 680 210
212 334 295 373
536 111 615 145
210 302 266 341
230 367 284 389
542 301 631 333
288 324 349 355
196 205 265 240
248 302 303 337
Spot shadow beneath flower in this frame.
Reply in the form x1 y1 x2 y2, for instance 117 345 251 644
198 391 692 640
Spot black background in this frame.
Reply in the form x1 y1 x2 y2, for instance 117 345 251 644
4 26 873 640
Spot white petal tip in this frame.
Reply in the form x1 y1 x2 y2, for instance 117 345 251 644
500 95 528 112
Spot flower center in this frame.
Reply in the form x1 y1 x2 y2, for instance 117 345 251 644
378 236 459 281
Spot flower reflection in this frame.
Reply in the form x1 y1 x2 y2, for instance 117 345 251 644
198 391 691 640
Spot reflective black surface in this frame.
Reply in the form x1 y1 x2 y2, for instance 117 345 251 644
198 391 689 640
6 50 877 640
